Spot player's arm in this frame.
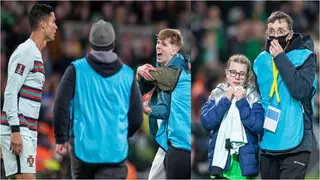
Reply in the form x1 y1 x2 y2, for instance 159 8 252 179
53 65 75 145
3 52 33 132
128 79 144 137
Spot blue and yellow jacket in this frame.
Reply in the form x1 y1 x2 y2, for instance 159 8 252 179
253 33 317 154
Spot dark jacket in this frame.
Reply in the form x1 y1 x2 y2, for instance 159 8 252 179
200 84 265 176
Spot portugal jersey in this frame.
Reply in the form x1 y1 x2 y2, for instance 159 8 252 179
1 38 45 140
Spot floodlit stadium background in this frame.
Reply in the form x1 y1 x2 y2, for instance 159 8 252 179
0 1 191 179
191 1 319 179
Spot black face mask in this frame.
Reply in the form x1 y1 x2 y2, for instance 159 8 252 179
266 33 290 52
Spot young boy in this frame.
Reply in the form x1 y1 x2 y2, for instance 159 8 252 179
136 28 191 179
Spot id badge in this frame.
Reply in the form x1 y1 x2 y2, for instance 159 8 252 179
263 105 281 133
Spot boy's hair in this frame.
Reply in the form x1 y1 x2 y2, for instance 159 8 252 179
29 3 54 31
266 11 293 30
157 28 183 49
226 54 252 87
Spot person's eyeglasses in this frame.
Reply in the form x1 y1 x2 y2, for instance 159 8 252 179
266 29 289 36
228 70 247 80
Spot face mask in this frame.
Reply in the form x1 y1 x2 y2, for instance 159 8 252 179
267 33 290 51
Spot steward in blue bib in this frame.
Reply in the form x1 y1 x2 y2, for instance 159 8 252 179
54 51 143 163
253 33 317 154
146 54 191 152
54 19 143 179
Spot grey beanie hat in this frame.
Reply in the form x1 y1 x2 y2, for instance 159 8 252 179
89 19 115 51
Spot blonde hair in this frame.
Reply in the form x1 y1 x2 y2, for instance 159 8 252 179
226 54 252 87
157 28 183 49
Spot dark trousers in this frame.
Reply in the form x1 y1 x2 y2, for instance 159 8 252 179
165 145 191 179
70 147 127 179
260 151 310 179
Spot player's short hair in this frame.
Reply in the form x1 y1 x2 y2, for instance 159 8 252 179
266 11 293 30
226 54 252 86
157 28 183 49
29 3 54 31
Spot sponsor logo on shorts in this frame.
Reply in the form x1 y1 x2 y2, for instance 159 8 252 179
27 155 34 167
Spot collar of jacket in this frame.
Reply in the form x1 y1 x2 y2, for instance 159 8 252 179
209 83 261 105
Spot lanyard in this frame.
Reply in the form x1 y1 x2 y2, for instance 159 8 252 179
269 58 280 103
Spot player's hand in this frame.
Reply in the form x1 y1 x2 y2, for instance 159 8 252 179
136 64 157 81
269 39 284 57
234 86 246 100
143 100 152 114
226 87 235 101
56 143 68 155
10 132 23 155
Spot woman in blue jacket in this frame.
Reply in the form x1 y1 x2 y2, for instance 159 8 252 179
200 54 265 179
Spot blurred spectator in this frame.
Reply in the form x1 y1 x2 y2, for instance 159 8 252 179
101 2 114 22
289 1 309 33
